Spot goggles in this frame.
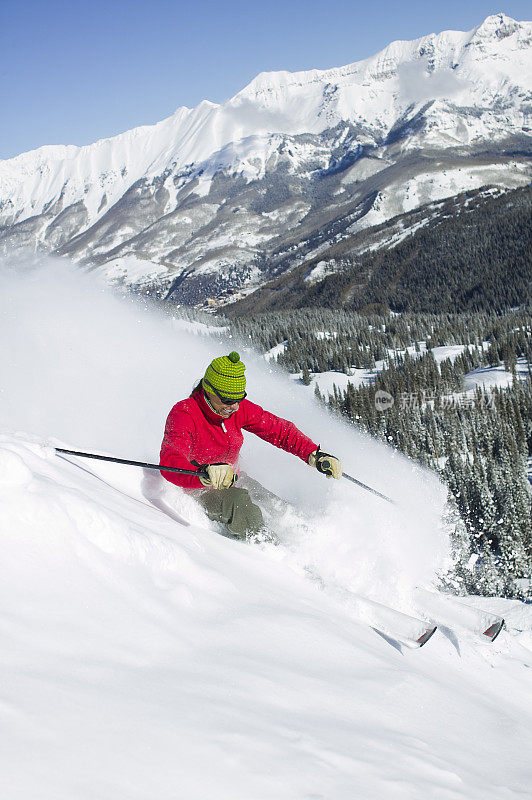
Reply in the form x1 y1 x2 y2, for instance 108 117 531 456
204 379 246 406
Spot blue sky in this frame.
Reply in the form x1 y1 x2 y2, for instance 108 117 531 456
1 0 530 159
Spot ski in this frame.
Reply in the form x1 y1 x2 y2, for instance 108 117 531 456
413 588 505 642
303 566 437 648
321 584 437 648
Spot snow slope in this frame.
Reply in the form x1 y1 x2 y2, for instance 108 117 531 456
1 258 531 798
2 435 532 800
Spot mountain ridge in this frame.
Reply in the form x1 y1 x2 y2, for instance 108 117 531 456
1 13 531 305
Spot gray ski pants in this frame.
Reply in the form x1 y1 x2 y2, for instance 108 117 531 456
198 487 264 538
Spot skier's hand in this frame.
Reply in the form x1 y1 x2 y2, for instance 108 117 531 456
309 447 342 479
199 463 235 490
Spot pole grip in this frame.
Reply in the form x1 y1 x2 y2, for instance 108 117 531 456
320 458 332 476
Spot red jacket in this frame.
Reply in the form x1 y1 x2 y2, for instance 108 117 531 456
160 389 318 489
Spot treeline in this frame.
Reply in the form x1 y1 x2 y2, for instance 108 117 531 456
231 307 532 376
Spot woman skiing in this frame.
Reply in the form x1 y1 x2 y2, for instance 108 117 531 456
160 351 342 537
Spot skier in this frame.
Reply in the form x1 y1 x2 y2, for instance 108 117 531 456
160 351 342 538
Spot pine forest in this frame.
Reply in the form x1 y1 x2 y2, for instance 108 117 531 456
220 307 532 598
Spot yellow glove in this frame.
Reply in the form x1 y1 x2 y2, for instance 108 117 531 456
199 463 235 490
308 447 342 479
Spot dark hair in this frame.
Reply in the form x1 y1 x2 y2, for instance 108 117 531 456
191 380 203 396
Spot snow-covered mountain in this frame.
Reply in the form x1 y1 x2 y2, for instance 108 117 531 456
1 13 531 303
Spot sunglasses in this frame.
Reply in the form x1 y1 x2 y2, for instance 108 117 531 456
204 379 246 406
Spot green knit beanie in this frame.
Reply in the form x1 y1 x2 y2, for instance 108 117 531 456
202 351 246 401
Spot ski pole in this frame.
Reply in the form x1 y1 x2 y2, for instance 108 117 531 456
319 457 396 505
340 471 395 505
55 447 208 479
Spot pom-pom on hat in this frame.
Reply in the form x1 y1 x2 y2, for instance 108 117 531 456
202 351 246 401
